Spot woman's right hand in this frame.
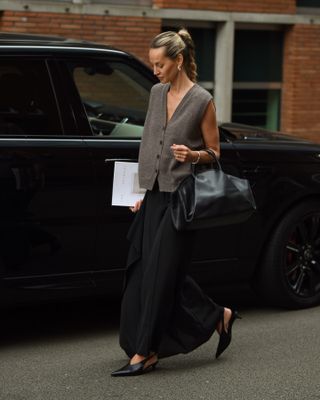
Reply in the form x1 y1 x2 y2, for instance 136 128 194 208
129 199 143 213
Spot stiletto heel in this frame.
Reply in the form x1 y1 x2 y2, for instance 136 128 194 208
111 354 158 377
151 361 158 370
215 310 241 359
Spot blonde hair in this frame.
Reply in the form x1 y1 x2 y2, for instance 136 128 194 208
150 29 198 83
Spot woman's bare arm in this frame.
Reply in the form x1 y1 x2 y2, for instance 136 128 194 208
200 100 220 162
171 100 220 164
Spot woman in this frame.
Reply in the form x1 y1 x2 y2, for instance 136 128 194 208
111 29 240 377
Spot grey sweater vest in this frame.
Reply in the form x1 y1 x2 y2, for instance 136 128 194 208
138 82 212 192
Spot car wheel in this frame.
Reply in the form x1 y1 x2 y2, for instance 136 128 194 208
256 200 320 309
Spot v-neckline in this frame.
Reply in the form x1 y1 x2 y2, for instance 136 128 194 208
164 83 196 128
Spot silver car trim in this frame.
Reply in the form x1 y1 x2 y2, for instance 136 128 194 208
0 137 141 143
0 45 125 55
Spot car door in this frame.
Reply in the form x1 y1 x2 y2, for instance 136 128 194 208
0 57 96 293
57 55 154 293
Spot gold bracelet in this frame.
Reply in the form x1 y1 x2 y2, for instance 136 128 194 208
191 150 201 164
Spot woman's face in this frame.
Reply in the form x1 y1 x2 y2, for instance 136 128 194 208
149 47 180 83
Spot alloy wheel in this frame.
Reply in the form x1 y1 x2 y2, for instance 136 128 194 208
285 214 320 298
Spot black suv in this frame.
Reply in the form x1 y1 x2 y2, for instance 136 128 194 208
0 33 156 304
1 33 320 309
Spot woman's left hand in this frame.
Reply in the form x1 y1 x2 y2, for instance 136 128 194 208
171 144 195 163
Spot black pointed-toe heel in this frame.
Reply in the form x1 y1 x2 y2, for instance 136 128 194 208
111 355 158 377
216 310 241 359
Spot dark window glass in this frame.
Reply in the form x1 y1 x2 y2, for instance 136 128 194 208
234 30 283 82
189 27 215 84
297 0 320 6
232 89 281 130
0 60 62 135
67 60 152 138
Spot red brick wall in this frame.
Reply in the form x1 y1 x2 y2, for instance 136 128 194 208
0 10 161 64
281 24 320 142
153 0 296 14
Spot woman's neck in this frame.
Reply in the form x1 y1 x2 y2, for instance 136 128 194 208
169 72 194 94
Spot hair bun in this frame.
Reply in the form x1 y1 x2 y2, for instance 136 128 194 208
178 29 194 49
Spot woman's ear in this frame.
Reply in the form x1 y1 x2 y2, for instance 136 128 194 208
177 53 184 68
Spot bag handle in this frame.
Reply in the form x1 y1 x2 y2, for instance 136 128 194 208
204 148 222 170
188 148 221 220
190 148 221 177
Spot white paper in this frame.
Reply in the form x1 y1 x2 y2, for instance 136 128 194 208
112 162 146 207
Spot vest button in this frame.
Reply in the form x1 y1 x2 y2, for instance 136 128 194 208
157 154 160 159
155 169 158 173
160 140 163 145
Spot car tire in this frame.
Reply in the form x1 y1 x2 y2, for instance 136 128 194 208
255 199 320 309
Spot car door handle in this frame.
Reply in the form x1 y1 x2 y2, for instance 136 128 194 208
242 166 273 178
104 158 137 163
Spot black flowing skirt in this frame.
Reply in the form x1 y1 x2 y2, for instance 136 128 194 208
119 182 223 359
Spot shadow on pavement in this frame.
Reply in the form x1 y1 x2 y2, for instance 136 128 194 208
0 296 121 347
0 285 263 348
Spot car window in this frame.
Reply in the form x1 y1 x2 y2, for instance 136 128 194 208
0 60 63 135
67 60 152 139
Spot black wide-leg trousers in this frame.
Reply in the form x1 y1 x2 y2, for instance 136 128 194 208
119 183 223 359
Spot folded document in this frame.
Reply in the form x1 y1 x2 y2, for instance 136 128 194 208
112 162 146 207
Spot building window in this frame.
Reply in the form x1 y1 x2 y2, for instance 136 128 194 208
232 29 283 130
232 89 280 131
188 28 215 93
296 0 320 13
296 0 320 6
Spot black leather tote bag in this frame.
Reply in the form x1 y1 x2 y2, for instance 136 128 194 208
171 150 256 231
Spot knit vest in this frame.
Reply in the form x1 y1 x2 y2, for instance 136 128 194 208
138 82 213 192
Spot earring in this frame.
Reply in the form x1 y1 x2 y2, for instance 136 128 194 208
178 65 182 71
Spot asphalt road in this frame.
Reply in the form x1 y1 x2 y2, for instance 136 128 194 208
0 297 320 400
